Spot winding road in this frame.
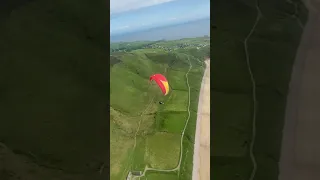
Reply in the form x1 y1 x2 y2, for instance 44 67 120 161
130 55 195 179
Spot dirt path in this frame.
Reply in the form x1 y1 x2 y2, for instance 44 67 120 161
279 2 320 180
192 59 210 180
130 56 194 179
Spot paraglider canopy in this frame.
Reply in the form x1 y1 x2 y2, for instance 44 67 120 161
149 74 169 96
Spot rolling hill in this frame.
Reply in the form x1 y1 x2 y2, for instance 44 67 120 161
110 38 209 180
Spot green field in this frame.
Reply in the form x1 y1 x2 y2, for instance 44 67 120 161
212 0 308 179
110 38 208 180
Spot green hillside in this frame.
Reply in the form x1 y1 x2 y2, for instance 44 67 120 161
110 38 209 180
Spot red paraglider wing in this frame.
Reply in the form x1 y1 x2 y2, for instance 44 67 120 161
149 74 169 95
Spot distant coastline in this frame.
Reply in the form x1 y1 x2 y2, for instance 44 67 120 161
110 17 210 42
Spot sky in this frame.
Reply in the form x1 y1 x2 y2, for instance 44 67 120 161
110 0 210 36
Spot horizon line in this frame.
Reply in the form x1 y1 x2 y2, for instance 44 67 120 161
110 17 210 37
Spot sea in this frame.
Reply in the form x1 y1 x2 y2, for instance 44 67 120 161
110 18 210 42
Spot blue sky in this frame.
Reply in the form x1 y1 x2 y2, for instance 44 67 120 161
110 0 210 36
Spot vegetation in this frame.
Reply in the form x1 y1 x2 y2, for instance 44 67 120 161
212 0 308 179
110 38 209 180
111 37 210 54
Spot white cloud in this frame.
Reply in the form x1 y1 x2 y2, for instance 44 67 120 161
168 17 177 21
118 25 130 29
110 0 176 14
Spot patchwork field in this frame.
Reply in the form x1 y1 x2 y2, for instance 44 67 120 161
110 38 209 180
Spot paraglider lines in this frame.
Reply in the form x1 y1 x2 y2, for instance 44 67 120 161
244 1 261 180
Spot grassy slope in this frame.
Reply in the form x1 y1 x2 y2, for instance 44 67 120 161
212 0 307 179
0 0 109 179
110 43 207 180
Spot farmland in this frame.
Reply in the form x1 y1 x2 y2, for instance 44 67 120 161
110 37 209 180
